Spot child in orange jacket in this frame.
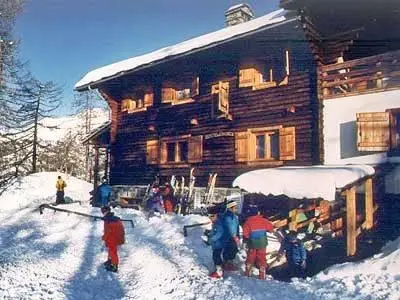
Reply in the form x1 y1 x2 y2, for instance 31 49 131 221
101 206 125 272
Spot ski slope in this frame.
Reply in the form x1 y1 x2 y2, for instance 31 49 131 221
0 172 399 300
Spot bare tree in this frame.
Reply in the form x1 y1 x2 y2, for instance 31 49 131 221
73 90 106 181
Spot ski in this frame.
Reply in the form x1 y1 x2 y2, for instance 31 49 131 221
205 173 217 205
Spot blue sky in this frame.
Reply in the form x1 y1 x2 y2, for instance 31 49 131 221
15 0 280 116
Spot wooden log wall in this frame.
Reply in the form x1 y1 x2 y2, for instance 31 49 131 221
97 22 320 188
103 67 318 187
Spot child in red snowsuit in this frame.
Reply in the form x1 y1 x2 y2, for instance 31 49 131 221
101 206 125 272
242 205 274 280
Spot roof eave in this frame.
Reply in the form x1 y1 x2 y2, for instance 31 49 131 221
75 17 298 92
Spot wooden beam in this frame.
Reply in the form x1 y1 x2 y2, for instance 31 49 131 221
346 187 357 256
365 178 374 230
288 208 297 231
93 146 99 192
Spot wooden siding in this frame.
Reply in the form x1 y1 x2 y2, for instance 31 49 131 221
105 70 317 187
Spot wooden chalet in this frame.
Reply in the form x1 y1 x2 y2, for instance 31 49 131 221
76 7 319 188
77 1 400 256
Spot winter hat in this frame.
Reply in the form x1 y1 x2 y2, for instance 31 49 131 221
226 200 237 209
247 204 259 217
101 206 111 214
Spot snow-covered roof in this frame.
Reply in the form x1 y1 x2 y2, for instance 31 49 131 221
81 120 111 144
75 9 290 90
232 165 375 200
226 3 250 12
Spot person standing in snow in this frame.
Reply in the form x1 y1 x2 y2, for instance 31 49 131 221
55 175 67 204
92 177 112 207
206 205 227 279
242 205 275 280
279 230 307 279
146 184 164 217
222 200 240 271
162 182 175 213
101 206 125 272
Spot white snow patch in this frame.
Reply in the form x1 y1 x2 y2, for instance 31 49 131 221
232 165 375 200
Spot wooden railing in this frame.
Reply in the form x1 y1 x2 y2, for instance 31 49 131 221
319 50 400 99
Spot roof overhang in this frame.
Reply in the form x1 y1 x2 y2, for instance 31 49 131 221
81 121 111 145
232 165 375 201
75 9 297 92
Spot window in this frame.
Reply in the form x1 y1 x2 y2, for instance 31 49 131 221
238 50 290 90
159 135 203 165
357 109 400 152
121 87 153 113
162 75 199 104
235 126 296 163
211 81 230 117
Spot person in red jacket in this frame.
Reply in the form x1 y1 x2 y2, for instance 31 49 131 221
162 182 175 213
101 206 125 272
242 205 275 280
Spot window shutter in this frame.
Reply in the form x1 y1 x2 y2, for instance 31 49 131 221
160 141 168 164
190 77 199 97
146 140 159 165
235 131 249 162
161 88 176 103
121 99 132 111
279 127 296 160
239 68 261 88
144 92 153 107
357 112 390 151
218 81 229 114
188 135 203 163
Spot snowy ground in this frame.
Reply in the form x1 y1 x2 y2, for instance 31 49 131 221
0 172 399 300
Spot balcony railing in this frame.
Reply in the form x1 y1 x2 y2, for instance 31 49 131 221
319 49 400 99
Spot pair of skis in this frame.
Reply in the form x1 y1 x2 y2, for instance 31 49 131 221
173 168 196 215
205 173 217 206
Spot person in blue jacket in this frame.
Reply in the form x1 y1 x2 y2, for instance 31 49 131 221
91 177 112 207
207 210 227 279
280 230 307 278
221 200 240 271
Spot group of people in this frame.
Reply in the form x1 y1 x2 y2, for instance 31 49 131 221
206 200 307 280
145 182 177 215
56 174 306 278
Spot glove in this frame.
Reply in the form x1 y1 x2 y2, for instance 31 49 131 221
300 261 306 269
233 236 240 247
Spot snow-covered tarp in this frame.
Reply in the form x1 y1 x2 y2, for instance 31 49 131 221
75 9 289 90
232 165 375 201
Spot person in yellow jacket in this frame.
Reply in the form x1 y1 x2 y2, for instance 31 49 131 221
56 176 67 204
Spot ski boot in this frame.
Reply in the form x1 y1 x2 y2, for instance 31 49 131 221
209 265 223 279
105 263 118 273
103 259 112 268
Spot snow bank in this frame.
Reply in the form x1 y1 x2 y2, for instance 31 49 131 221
233 165 375 200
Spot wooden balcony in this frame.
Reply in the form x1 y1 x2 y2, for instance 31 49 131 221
319 50 400 100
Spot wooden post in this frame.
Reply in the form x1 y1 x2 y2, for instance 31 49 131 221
346 187 357 256
104 146 110 181
288 208 297 231
365 178 374 229
93 146 99 192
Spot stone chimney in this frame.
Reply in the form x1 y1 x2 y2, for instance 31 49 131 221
225 3 255 27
